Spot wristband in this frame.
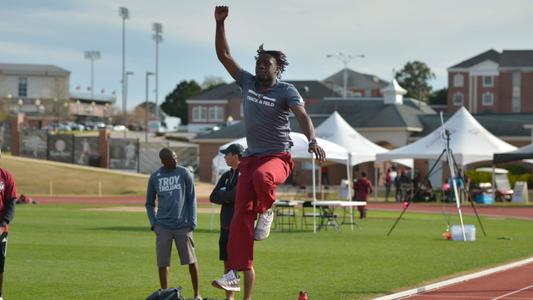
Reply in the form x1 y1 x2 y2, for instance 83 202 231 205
308 138 317 145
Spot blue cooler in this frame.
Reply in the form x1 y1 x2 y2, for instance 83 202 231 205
475 193 493 204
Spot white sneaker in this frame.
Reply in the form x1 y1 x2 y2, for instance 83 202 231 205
193 296 203 300
254 209 274 241
212 270 240 292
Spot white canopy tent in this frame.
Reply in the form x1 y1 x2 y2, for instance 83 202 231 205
314 111 413 200
212 132 351 232
315 111 412 167
375 107 517 166
375 107 517 240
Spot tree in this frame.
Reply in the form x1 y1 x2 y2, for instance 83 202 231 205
161 80 202 125
395 61 436 102
428 88 447 105
201 76 226 91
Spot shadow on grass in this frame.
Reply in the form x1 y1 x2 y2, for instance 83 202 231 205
87 226 219 234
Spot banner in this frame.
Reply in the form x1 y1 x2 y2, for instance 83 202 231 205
109 138 138 170
21 130 47 159
48 134 74 163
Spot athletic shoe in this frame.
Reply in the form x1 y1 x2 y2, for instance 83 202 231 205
212 270 241 292
254 209 274 241
193 296 202 300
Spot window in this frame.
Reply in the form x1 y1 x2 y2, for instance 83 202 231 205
208 106 224 122
512 72 521 85
482 92 494 106
192 106 207 122
482 76 493 87
512 87 521 97
18 77 27 97
512 72 521 113
452 92 463 106
453 74 464 87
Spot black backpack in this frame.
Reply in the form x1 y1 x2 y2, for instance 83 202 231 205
145 287 184 300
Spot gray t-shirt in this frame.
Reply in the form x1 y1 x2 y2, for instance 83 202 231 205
236 69 304 156
145 166 197 230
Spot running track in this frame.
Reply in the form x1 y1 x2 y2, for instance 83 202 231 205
32 196 533 299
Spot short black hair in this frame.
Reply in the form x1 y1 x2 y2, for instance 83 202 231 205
255 44 289 77
361 171 367 177
159 148 174 159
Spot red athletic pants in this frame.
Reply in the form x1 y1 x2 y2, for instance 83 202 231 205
226 152 294 271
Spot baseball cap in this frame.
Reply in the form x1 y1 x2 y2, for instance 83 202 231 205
220 143 244 155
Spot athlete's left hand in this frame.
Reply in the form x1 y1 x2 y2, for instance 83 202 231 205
309 143 326 163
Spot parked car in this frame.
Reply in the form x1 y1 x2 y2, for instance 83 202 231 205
112 125 128 131
63 122 85 131
43 123 71 131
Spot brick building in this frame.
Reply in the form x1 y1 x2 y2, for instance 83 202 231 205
447 49 533 113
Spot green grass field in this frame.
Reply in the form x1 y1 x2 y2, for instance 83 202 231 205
5 204 533 300
1 156 148 196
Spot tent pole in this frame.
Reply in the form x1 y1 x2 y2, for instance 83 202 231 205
492 164 496 203
312 156 317 234
374 165 378 201
347 154 354 231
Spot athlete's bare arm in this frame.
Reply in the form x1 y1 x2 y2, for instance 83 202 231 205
291 105 326 162
215 6 240 80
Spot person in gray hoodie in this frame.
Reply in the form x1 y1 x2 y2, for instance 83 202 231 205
146 148 202 300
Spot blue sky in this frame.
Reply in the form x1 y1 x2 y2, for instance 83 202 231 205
1 0 532 109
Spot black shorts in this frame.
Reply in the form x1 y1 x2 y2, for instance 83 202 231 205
219 228 229 261
0 232 8 273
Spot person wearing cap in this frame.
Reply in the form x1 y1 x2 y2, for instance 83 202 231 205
209 143 243 300
0 150 17 300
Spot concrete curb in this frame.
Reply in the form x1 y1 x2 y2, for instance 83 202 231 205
373 256 533 300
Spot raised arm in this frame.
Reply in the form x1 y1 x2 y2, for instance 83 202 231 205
291 105 326 163
215 6 240 80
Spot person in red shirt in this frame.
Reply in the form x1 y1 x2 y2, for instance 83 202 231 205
353 172 373 219
0 151 18 300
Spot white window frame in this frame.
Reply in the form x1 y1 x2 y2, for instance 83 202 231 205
482 76 493 87
208 106 224 122
453 74 464 87
192 105 207 122
452 92 464 106
482 92 494 106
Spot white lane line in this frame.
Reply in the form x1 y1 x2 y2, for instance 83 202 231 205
373 257 533 300
490 283 533 300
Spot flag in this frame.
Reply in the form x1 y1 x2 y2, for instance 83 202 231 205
101 88 105 94
76 85 80 90
112 90 116 96
87 87 91 91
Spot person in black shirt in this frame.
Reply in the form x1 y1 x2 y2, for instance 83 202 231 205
210 143 243 300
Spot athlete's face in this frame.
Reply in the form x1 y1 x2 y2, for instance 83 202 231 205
255 54 279 82
224 153 239 169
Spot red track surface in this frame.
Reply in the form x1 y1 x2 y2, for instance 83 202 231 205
406 262 533 300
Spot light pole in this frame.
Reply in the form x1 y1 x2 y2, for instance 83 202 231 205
145 71 155 142
123 71 134 137
119 6 129 131
326 52 365 98
152 22 163 124
84 50 101 101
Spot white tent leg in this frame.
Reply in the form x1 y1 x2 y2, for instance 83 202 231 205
313 156 317 234
346 154 354 231
374 166 378 201
492 164 496 203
